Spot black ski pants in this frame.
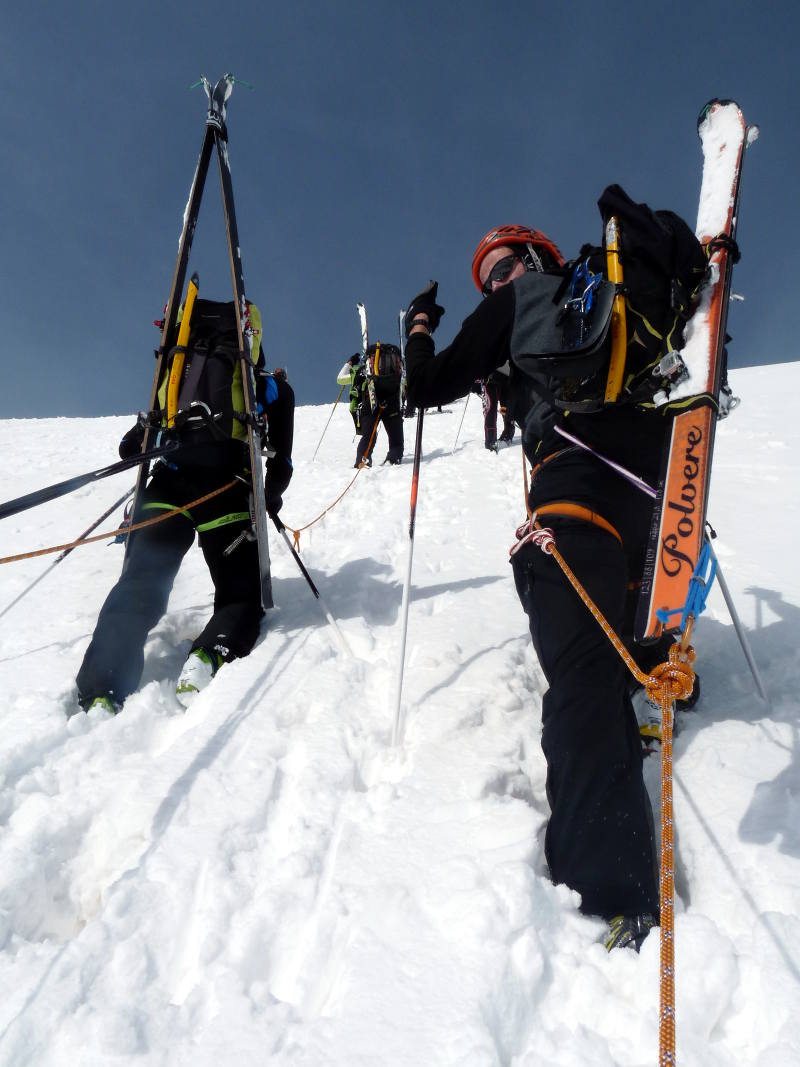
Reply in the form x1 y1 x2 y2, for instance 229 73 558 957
511 519 659 920
356 403 404 466
76 464 264 707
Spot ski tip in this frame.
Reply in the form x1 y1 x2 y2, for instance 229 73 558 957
697 97 743 131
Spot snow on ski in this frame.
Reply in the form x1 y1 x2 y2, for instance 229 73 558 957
635 99 757 642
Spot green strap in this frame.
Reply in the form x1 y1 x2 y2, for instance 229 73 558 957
142 501 194 522
141 501 249 533
196 511 250 533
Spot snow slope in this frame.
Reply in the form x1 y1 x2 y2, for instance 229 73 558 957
0 363 798 1066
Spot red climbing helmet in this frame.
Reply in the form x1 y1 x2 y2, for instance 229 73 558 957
471 224 565 292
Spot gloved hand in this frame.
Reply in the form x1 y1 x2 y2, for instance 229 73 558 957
348 352 361 366
265 493 283 519
265 455 292 518
471 380 484 396
405 281 445 337
118 422 145 460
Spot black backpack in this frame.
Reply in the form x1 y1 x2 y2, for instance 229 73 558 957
158 297 262 443
365 341 403 403
510 184 708 418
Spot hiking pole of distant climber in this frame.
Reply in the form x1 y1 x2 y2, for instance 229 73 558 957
392 407 425 746
452 393 470 454
0 485 135 622
704 530 769 704
312 382 346 461
270 513 353 658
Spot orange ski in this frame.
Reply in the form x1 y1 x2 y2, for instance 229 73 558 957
635 100 757 642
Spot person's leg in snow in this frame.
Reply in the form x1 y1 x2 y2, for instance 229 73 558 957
511 521 660 930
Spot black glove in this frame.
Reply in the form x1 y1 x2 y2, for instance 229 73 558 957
118 422 145 460
348 352 361 366
405 280 445 337
265 494 283 519
471 380 484 396
265 455 292 518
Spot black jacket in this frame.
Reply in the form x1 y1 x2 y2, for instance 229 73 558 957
405 280 670 531
263 374 295 500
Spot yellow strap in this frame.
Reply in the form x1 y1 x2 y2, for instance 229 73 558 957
603 217 627 403
196 510 249 533
166 275 200 426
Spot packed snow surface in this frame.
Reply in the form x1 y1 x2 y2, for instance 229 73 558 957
0 363 798 1066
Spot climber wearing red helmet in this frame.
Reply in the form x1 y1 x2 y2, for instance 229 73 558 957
470 224 565 294
402 207 681 954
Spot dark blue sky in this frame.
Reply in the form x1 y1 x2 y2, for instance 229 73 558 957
2 1 795 417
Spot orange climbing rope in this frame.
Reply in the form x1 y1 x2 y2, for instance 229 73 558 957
283 406 385 550
517 516 694 1067
0 480 238 566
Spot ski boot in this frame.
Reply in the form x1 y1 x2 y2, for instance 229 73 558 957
176 647 224 707
85 694 121 715
604 913 658 952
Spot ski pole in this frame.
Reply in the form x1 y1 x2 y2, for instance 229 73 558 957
452 392 470 454
0 441 178 522
704 533 769 704
269 513 353 658
0 485 135 621
392 407 425 746
312 383 346 461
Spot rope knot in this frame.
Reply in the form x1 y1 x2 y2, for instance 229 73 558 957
645 642 696 706
510 516 555 557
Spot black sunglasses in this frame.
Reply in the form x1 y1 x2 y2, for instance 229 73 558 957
481 252 522 296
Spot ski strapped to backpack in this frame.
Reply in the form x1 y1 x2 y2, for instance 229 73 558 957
507 99 757 644
356 302 375 414
635 99 758 642
123 73 273 610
